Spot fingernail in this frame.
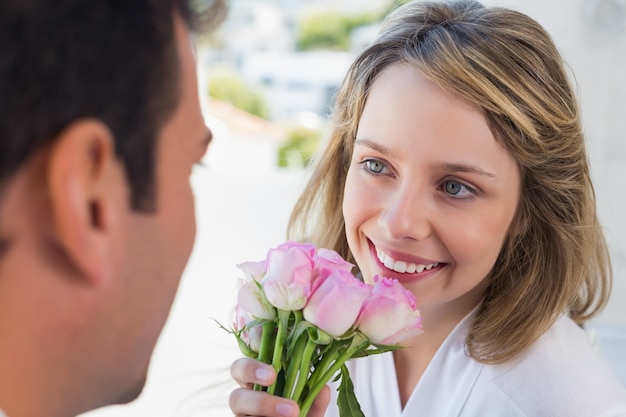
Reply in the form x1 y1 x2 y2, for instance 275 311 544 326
276 402 296 417
254 366 272 383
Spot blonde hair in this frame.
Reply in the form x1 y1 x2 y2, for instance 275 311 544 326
287 0 611 364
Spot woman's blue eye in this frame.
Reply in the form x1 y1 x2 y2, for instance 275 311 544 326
443 180 474 198
445 180 462 195
366 160 385 174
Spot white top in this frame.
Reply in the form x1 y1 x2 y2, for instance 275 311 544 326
326 311 626 417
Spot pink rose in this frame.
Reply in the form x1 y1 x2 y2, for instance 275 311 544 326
236 260 275 320
234 305 263 353
356 276 423 344
315 248 354 274
237 278 276 320
237 260 267 282
303 269 371 337
262 241 319 311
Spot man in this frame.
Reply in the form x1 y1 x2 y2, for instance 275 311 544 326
0 1 225 416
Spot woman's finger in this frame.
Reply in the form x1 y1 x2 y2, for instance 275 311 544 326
230 357 276 388
229 387 299 417
307 385 330 417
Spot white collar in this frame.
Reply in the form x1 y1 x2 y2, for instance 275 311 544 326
399 306 483 416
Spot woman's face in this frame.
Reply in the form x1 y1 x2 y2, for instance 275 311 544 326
343 64 521 321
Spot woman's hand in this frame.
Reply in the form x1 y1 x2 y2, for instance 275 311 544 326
229 358 330 417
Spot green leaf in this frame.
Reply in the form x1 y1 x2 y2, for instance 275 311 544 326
350 342 405 359
336 365 365 417
289 321 314 356
307 326 332 345
211 317 261 358
235 335 259 359
210 317 233 334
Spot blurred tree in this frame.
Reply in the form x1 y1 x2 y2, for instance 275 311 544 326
208 70 269 119
277 127 323 168
295 10 379 51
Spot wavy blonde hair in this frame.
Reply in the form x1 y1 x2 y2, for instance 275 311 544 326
287 0 611 364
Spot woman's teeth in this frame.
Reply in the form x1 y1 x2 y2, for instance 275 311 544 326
376 248 439 274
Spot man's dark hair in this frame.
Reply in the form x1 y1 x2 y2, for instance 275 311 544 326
0 0 225 210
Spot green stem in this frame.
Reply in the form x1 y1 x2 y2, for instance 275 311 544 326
294 310 304 325
298 336 369 417
254 320 277 391
268 310 291 395
284 333 308 399
291 338 319 403
306 341 343 389
282 311 312 399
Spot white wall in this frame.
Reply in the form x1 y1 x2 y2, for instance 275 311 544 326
479 0 626 325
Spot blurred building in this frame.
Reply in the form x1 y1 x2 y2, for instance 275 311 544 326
239 50 354 120
202 0 385 121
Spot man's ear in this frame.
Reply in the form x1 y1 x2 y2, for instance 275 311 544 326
47 118 122 285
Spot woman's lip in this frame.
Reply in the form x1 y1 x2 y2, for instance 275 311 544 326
367 241 445 283
368 239 441 266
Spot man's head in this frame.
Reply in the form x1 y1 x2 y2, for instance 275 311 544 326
0 0 223 210
0 1 225 416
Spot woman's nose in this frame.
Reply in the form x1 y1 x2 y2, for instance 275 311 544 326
378 186 432 241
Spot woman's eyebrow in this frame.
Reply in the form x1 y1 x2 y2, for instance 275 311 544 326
433 162 496 178
354 138 394 156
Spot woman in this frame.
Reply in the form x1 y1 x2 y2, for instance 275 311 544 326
229 1 626 416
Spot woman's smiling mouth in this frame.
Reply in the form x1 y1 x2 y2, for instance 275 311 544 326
375 247 440 273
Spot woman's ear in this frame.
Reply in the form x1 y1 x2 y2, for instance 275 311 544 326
47 118 122 285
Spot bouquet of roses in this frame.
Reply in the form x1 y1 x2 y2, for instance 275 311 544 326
226 241 423 417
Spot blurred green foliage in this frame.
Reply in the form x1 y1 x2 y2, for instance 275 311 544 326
295 0 416 51
295 10 380 51
277 127 323 168
208 70 269 119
